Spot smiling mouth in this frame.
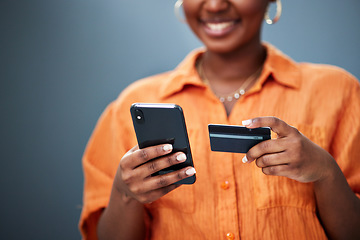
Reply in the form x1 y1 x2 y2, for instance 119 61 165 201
206 21 235 31
202 20 238 36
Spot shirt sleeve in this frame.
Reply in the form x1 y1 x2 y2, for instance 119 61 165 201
79 100 133 239
330 75 360 198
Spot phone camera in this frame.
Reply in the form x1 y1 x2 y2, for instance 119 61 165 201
135 109 145 124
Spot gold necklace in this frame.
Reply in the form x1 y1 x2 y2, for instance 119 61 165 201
198 59 263 102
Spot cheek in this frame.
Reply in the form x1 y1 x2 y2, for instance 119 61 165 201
239 2 268 30
182 1 198 20
182 1 201 35
237 0 268 17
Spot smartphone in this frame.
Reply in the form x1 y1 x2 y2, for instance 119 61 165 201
208 124 271 153
130 103 196 184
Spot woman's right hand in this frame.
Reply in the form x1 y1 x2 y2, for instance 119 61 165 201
113 144 196 204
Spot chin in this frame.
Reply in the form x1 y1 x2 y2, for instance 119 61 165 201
204 40 246 54
204 34 262 55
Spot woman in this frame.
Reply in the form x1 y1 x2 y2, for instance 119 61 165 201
80 0 360 239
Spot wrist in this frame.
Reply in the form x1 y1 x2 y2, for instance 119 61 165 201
112 172 139 205
314 155 339 186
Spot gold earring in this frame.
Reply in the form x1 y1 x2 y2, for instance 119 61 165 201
264 0 282 25
174 0 186 23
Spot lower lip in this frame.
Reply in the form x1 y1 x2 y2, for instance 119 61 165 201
202 22 238 37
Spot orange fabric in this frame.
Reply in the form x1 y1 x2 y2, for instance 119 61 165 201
79 43 360 240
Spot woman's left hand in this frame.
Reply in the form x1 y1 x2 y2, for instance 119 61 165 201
242 117 336 183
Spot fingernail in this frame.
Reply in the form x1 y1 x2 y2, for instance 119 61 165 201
242 119 252 126
163 144 173 152
242 156 248 163
185 168 196 176
176 153 187 162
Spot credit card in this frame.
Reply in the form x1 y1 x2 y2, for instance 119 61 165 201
208 124 271 153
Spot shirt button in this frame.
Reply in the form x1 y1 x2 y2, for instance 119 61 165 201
221 181 230 190
226 232 235 240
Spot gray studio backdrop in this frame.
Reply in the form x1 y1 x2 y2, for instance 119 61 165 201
1 0 359 239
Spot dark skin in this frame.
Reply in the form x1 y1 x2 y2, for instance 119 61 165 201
242 117 360 239
97 1 360 239
184 0 269 114
98 144 195 240
113 145 192 204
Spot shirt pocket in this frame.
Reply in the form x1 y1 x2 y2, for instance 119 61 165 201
148 128 198 213
253 124 328 210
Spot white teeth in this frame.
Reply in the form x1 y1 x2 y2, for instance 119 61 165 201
206 22 234 31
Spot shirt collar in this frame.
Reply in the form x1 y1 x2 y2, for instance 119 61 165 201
159 48 205 99
159 43 300 99
260 43 301 89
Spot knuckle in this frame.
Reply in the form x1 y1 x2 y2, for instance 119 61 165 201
291 126 300 134
137 195 149 204
148 161 158 171
167 155 174 165
270 117 279 126
261 155 270 166
263 166 276 175
269 166 277 174
119 158 127 170
129 185 139 194
155 146 163 155
157 176 169 187
139 149 149 161
259 140 270 151
130 185 145 195
255 158 262 168
121 172 132 185
246 151 254 160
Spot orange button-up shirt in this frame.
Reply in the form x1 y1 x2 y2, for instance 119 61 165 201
79 44 360 240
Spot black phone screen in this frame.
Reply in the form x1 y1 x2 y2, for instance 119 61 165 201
130 103 196 184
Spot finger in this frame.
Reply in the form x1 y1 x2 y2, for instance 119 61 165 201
261 164 292 178
123 145 139 158
135 152 187 176
142 167 196 191
255 151 289 168
242 116 297 138
243 138 286 163
126 144 174 169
